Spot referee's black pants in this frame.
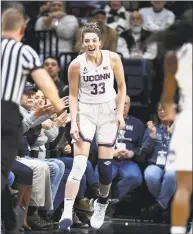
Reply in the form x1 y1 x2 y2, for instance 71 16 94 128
1 100 22 191
1 101 23 230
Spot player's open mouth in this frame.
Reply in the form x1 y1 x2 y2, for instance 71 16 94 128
88 48 95 52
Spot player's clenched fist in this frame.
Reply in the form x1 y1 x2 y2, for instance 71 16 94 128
116 114 125 130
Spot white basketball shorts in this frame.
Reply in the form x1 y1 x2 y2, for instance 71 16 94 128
77 99 118 147
166 109 192 172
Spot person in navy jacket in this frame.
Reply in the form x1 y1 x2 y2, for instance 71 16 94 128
141 103 176 217
94 95 145 202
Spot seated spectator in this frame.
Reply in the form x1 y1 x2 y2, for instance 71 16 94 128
139 1 175 32
117 11 157 60
94 96 144 203
35 1 79 54
140 103 176 218
74 8 118 52
16 140 53 230
43 56 65 97
104 1 130 34
20 86 66 203
11 160 33 231
18 83 66 228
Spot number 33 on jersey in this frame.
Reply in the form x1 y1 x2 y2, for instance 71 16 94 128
77 50 116 104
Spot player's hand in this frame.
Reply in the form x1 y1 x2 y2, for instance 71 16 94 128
147 121 156 138
70 123 80 142
116 114 125 130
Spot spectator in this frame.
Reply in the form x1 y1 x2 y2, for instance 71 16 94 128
29 90 67 223
95 96 144 202
43 57 65 97
18 83 66 227
139 1 175 32
35 0 79 54
74 8 118 52
15 135 53 230
11 160 33 231
20 86 65 202
117 11 157 60
140 103 176 218
104 1 130 34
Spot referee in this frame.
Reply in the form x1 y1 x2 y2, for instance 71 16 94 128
1 8 64 231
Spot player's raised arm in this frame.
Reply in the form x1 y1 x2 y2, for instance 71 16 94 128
110 52 126 129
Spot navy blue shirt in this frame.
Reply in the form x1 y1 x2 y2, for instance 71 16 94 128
141 124 172 168
116 116 145 155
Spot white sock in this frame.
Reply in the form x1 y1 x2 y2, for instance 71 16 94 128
171 226 186 234
63 197 74 213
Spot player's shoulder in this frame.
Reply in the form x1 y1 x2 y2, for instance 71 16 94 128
68 57 81 71
109 51 121 62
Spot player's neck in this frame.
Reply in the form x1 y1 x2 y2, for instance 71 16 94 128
2 31 21 42
86 51 102 65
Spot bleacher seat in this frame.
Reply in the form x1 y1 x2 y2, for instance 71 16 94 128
36 30 59 61
122 58 149 107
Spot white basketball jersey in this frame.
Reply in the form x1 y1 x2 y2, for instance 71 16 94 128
77 50 116 104
176 43 192 111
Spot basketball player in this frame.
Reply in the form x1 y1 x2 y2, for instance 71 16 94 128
59 23 126 230
147 9 192 234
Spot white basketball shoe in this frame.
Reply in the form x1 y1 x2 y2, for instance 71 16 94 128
90 199 109 229
59 209 72 231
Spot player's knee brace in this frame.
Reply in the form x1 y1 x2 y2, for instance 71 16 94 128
98 159 113 185
68 155 87 183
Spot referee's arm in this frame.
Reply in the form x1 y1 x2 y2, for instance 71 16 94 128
23 45 64 113
32 68 64 112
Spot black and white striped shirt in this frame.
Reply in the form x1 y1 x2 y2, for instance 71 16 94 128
1 38 42 105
